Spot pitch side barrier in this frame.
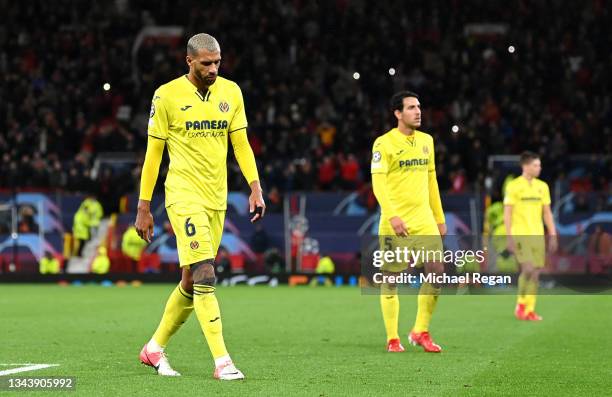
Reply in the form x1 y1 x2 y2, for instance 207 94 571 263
0 272 610 294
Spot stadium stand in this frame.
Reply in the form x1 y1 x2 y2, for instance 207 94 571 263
1 1 610 202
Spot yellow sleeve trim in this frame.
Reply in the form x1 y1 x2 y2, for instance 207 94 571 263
229 126 247 134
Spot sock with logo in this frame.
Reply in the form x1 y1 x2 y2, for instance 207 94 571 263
524 278 539 313
413 282 441 333
517 273 528 306
380 283 400 341
193 284 229 359
151 283 194 348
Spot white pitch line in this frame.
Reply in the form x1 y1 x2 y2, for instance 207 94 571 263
0 364 59 376
0 363 60 366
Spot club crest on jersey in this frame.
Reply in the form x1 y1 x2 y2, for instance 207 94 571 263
190 241 199 250
149 102 155 118
422 145 429 155
372 151 382 163
219 101 230 113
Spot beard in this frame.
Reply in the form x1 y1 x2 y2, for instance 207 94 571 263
404 120 420 130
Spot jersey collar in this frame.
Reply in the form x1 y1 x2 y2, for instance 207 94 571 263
519 175 535 185
390 128 418 145
183 74 215 101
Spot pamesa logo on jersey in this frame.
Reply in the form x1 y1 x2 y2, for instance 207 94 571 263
185 119 228 138
399 158 429 167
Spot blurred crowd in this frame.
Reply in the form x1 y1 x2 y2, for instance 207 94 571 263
1 0 610 207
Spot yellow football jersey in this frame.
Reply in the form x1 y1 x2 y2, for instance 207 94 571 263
503 176 551 235
371 128 438 228
148 75 247 210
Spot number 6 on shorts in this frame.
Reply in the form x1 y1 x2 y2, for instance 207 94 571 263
185 217 196 237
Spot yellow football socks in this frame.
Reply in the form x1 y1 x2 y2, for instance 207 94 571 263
193 284 229 359
152 284 194 348
380 283 400 341
517 273 528 305
524 278 539 313
413 283 441 333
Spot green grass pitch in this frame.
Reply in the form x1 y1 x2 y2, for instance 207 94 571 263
1 284 611 396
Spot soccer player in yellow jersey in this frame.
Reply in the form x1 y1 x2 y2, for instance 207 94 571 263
371 91 447 353
504 151 557 321
135 33 265 380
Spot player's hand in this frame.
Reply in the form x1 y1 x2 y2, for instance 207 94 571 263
437 223 447 236
135 201 154 243
249 182 266 223
548 234 558 253
506 237 516 254
389 216 408 237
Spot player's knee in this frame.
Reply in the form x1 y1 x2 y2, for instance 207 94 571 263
521 263 534 276
191 260 216 286
180 267 194 293
381 272 397 290
180 277 194 294
382 282 397 291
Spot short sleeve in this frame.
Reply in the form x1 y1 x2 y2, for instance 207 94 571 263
370 138 388 174
147 90 169 140
542 182 551 205
503 182 516 205
228 85 248 133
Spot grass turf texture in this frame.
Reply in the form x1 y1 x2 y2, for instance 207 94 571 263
1 285 611 396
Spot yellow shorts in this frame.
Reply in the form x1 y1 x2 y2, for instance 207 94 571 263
166 202 225 267
514 236 545 268
378 221 443 272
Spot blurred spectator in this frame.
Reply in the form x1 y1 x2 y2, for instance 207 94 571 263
340 154 360 190
91 246 111 274
264 247 285 274
310 254 335 286
121 226 148 271
39 251 60 274
316 255 335 274
17 206 38 234
72 196 103 256
215 246 232 277
318 156 336 190
80 194 104 234
294 159 316 191
266 187 283 213
317 122 337 149
250 224 269 254
450 169 467 194
72 206 90 257
572 193 591 213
